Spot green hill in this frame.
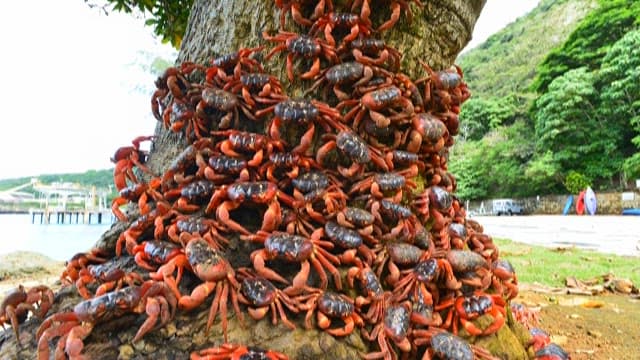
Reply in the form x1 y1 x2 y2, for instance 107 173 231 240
450 0 640 200
459 0 596 99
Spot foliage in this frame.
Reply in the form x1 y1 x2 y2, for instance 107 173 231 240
531 0 640 93
450 121 534 200
622 153 640 179
448 141 490 200
563 171 591 194
85 0 193 47
531 67 623 183
458 96 519 141
597 29 640 180
523 151 563 194
453 0 598 199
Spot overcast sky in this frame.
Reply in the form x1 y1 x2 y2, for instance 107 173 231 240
0 0 539 180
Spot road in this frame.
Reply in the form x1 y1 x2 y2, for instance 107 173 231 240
472 215 640 257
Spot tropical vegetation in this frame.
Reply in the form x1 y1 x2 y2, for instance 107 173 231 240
455 0 640 200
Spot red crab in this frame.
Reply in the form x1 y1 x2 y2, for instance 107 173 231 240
111 135 155 191
111 177 163 222
60 249 108 285
349 167 418 203
115 201 176 256
316 129 389 177
349 0 424 32
205 181 294 235
491 258 519 300
309 12 373 47
75 258 145 299
195 86 257 130
0 285 53 345
36 281 176 360
406 112 449 154
416 61 470 112
244 230 342 294
339 85 414 129
392 258 460 308
223 72 286 108
161 138 215 191
258 98 343 155
274 0 333 28
307 61 393 101
436 292 506 336
263 31 338 82
362 302 412 360
446 249 492 290
412 329 499 360
151 62 202 120
511 302 540 329
291 172 348 225
212 130 285 168
346 263 388 324
178 239 243 342
166 215 230 250
131 241 189 286
191 343 289 360
298 289 364 336
237 273 301 330
207 46 265 84
340 37 402 72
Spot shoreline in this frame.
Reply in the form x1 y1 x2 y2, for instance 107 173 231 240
0 250 64 302
0 210 28 214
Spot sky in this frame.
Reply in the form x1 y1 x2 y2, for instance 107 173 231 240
0 0 539 180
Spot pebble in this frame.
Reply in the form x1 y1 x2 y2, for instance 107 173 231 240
587 330 602 338
118 344 134 360
551 335 568 345
165 323 177 338
132 339 146 352
143 342 157 353
569 313 581 319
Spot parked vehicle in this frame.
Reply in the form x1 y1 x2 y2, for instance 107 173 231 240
492 199 524 216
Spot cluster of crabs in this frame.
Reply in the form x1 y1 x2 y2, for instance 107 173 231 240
1 1 570 359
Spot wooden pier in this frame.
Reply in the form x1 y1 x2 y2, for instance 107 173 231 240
29 208 114 225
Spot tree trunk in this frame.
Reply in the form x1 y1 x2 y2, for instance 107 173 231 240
1 1 496 359
146 0 486 175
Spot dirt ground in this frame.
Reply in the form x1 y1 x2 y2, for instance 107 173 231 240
516 287 640 360
1 251 638 360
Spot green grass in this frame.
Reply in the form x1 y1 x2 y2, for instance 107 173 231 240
494 238 640 287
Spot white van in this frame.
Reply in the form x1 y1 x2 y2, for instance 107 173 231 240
492 199 524 216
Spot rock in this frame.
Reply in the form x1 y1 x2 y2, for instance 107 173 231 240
467 314 529 360
118 344 135 359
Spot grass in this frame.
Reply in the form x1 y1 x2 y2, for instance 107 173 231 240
494 238 640 287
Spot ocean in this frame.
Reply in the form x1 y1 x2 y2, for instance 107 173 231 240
0 214 113 262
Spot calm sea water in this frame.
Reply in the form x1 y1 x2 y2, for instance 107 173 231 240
0 214 113 262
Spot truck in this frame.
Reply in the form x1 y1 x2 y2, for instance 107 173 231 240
492 199 524 216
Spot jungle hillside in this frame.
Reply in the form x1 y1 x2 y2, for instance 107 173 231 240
453 0 640 200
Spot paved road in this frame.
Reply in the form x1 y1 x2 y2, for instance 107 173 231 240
472 215 640 257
